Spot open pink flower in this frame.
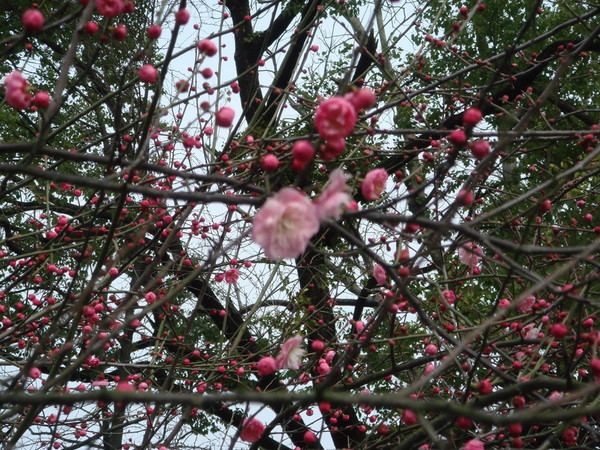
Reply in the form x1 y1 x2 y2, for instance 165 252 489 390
275 334 306 370
224 268 239 284
458 242 483 268
314 169 350 221
372 264 386 286
252 188 319 260
314 96 357 140
4 71 32 110
361 168 388 200
517 295 535 313
240 418 265 443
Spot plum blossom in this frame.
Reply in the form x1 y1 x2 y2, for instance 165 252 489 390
22 9 45 32
462 439 485 450
372 264 386 286
313 169 350 221
458 242 483 268
442 289 456 304
197 39 218 56
275 334 306 370
96 0 124 17
252 170 350 260
240 418 265 443
4 71 32 110
257 356 276 376
215 106 235 127
548 391 564 402
291 140 315 170
314 96 357 140
345 88 376 112
361 168 388 200
521 324 540 339
224 268 239 284
517 295 535 313
252 188 319 260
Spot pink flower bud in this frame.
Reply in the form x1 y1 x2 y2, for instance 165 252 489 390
261 154 280 172
470 140 490 158
463 107 482 127
346 88 376 112
147 25 162 39
138 64 158 83
257 356 276 376
215 107 235 127
197 39 218 56
448 129 467 146
174 8 190 25
22 9 45 32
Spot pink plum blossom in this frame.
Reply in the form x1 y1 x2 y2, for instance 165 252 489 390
458 242 483 268
96 0 124 17
291 140 315 170
346 88 376 112
215 107 235 127
361 168 388 200
275 334 306 370
22 9 45 32
521 324 540 339
373 264 386 286
252 188 319 260
517 295 535 313
4 71 32 110
442 289 456 304
138 64 158 83
325 350 336 364
224 268 239 284
463 439 485 450
240 418 265 443
319 138 346 160
197 39 218 56
174 8 190 25
314 96 357 140
313 169 350 221
257 356 276 376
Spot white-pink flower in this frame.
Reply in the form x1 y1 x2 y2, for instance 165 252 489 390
372 264 387 286
458 242 483 268
252 188 320 260
313 169 350 221
275 334 306 370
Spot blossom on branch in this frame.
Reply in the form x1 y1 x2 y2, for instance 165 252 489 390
251 188 320 260
361 168 388 200
252 170 350 260
275 334 306 370
314 96 357 140
373 264 387 286
458 242 483 268
240 418 265 443
314 169 350 221
3 71 32 110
